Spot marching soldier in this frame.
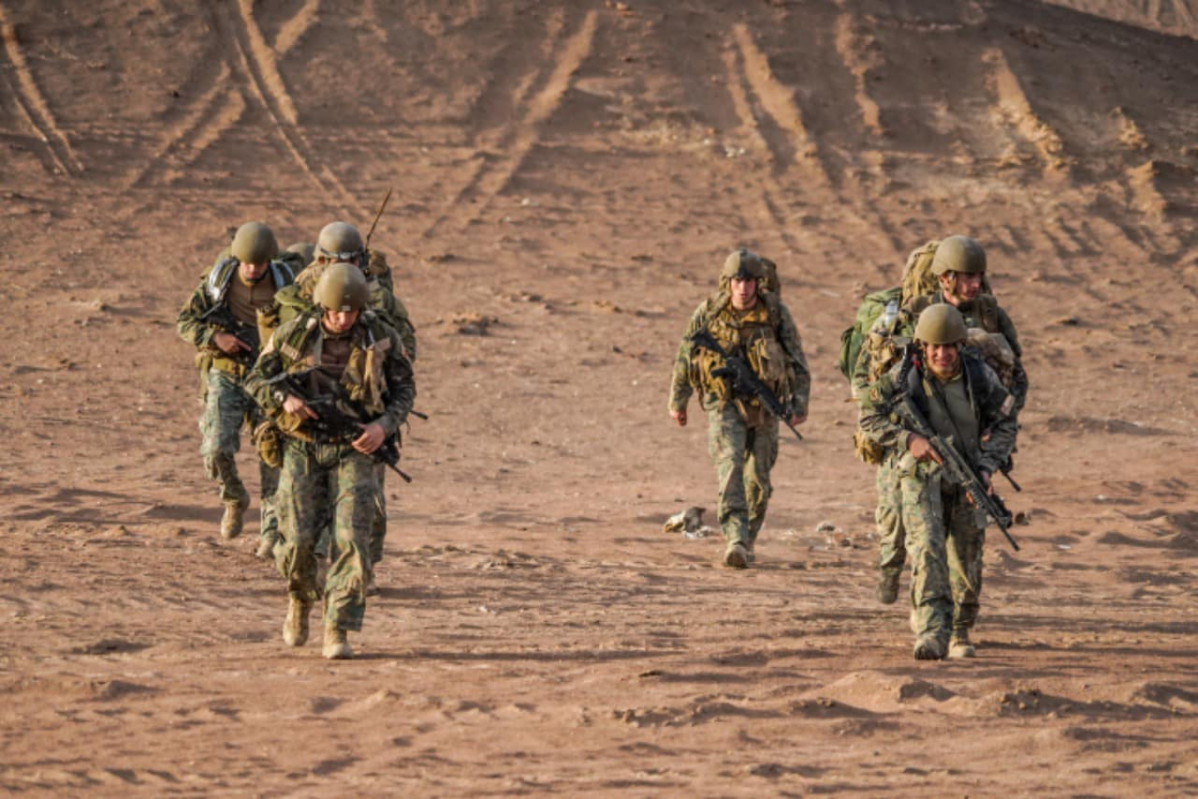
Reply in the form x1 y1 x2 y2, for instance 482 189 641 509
668 249 810 568
176 221 298 544
245 264 415 659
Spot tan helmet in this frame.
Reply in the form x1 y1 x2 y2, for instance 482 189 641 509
316 221 365 262
931 235 986 276
285 241 316 266
230 221 279 265
719 248 767 291
313 262 369 312
914 303 968 345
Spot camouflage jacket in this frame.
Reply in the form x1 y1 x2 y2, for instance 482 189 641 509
245 309 415 440
858 353 1017 476
669 292 810 417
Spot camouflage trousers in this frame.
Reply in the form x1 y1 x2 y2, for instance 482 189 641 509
275 439 378 632
199 369 280 544
315 462 388 564
875 454 906 575
706 402 779 546
899 458 986 644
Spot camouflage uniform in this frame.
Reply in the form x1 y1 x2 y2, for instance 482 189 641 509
854 286 1027 596
669 254 810 560
265 251 417 566
245 307 414 636
176 249 299 542
858 352 1017 653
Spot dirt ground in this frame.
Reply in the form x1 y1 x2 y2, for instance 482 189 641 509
1 0 1197 795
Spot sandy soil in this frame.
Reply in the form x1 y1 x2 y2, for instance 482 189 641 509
1 0 1197 795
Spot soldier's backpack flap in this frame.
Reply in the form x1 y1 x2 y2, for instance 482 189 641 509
838 286 901 380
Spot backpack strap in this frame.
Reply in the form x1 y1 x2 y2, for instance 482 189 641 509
205 257 238 302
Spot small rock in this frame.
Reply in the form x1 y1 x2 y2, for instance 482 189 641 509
815 520 837 533
663 506 705 534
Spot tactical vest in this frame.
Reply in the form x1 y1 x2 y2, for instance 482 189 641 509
278 310 396 418
690 294 792 408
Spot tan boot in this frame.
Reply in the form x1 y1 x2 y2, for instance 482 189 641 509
220 494 250 540
282 597 310 647
364 570 380 597
322 626 353 660
723 541 749 569
948 629 977 659
913 634 946 661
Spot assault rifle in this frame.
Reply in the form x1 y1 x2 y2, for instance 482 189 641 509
689 329 803 442
267 368 414 483
890 349 1020 551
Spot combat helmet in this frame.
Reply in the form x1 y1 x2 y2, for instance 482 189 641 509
719 248 768 292
316 221 365 263
285 241 316 266
313 262 369 312
230 221 279 265
930 235 986 276
913 303 968 345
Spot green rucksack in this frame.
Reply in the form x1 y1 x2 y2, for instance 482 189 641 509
838 287 901 379
837 240 942 380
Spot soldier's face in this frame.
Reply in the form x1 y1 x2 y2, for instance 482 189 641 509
940 271 983 304
730 277 758 310
923 342 961 380
238 260 270 283
322 308 359 334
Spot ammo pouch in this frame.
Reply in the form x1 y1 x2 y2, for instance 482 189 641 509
853 427 885 465
252 420 285 468
746 336 791 399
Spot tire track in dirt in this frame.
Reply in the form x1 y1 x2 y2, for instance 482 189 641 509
724 21 902 259
208 2 364 218
832 13 883 138
732 23 827 185
0 3 82 175
126 64 245 188
273 0 321 56
982 47 1069 178
421 9 597 240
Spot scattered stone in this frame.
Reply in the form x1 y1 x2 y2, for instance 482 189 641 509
452 312 497 336
815 520 837 533
1014 510 1032 525
663 506 705 534
1053 315 1080 326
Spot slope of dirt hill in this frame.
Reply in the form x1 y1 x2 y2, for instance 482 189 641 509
0 0 1196 795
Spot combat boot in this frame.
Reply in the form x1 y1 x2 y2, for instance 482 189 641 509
220 493 250 540
322 625 353 660
282 597 310 647
876 569 900 605
948 628 976 659
364 570 380 597
723 541 749 569
913 634 946 661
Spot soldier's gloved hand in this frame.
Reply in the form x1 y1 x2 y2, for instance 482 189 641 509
907 434 943 464
352 422 386 454
214 332 251 355
282 394 318 420
670 409 687 427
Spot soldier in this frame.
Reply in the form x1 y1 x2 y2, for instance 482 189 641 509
264 222 418 578
245 264 415 659
858 305 1017 660
176 221 298 543
668 249 811 568
854 235 1028 605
